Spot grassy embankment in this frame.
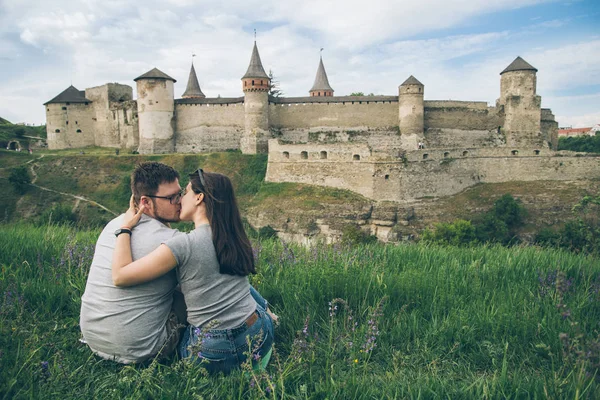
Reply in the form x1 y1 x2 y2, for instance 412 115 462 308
0 224 599 398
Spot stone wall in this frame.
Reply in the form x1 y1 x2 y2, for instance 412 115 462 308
267 139 600 202
109 100 138 149
269 101 398 129
137 79 175 154
174 102 244 153
424 101 501 131
45 103 95 149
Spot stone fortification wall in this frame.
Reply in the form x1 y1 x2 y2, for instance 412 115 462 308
269 100 398 130
267 138 600 202
45 103 95 149
109 100 138 149
137 79 175 154
174 101 244 153
266 139 377 198
86 83 135 148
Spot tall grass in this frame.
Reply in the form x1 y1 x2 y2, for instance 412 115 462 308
1 223 599 398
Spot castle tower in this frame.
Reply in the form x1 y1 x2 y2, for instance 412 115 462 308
398 75 424 148
134 68 176 154
182 63 205 99
309 55 334 97
44 86 94 149
497 56 543 148
241 41 270 154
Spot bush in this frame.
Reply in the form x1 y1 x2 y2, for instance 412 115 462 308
36 203 78 226
258 225 278 240
422 219 477 246
558 133 600 153
475 194 525 245
8 166 31 194
341 224 377 246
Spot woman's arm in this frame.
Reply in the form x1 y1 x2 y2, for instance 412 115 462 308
112 196 178 287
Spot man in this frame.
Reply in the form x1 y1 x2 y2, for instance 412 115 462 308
80 161 184 363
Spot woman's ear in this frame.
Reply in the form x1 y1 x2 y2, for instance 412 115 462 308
195 193 205 206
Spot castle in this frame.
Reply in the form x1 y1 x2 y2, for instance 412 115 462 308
45 42 600 203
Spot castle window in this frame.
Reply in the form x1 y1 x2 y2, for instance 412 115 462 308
423 153 429 160
534 150 540 155
62 107 67 110
283 151 289 159
76 129 82 133
66 121 69 125
320 151 327 159
55 129 60 133
244 81 247 87
252 80 255 86
385 174 390 180
462 151 469 156
261 80 263 85
418 88 421 93
511 150 518 156
318 92 321 96
47 108 49 111
444 152 450 158
353 154 360 161
301 151 308 159
75 121 78 124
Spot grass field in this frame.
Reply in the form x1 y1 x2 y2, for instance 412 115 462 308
1 223 599 399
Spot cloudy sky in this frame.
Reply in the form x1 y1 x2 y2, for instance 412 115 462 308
0 0 598 127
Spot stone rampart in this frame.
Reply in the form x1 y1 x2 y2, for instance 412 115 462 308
424 104 501 131
109 100 138 149
267 139 600 202
174 102 244 153
269 101 398 129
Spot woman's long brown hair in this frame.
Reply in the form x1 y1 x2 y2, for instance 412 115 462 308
189 170 256 276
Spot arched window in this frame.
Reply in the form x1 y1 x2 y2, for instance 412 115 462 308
76 129 82 133
511 150 518 156
252 80 255 86
320 151 327 159
385 174 390 180
423 153 429 160
534 150 540 155
443 152 450 158
62 107 67 110
353 154 360 161
301 151 308 159
283 151 289 159
55 129 60 133
463 151 469 156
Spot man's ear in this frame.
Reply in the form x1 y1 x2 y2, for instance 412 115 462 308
140 196 154 214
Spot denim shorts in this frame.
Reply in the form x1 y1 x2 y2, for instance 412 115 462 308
178 288 274 374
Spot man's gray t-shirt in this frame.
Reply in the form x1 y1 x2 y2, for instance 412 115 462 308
80 214 178 363
164 224 256 329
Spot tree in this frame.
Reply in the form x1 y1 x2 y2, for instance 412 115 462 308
268 70 283 97
8 166 31 194
349 92 365 96
14 127 25 138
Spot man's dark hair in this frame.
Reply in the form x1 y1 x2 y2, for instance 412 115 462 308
131 162 180 204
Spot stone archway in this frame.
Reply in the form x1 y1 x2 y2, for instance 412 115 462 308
7 140 21 151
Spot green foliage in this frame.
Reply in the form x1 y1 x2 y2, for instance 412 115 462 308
341 224 377 245
422 219 477 246
8 165 31 194
257 225 278 240
36 203 78 226
475 194 526 245
535 194 600 254
1 225 600 397
349 92 364 96
558 133 600 153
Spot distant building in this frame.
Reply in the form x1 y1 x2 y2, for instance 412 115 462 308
558 126 597 137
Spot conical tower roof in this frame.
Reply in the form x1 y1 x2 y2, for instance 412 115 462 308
500 56 537 75
44 85 91 105
310 56 334 92
400 75 423 86
182 63 205 98
242 41 269 79
134 67 177 82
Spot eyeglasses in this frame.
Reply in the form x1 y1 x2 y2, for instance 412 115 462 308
145 189 183 205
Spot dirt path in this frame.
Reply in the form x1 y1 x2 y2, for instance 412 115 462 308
21 160 119 217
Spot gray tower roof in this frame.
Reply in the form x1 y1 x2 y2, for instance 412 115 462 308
44 85 91 105
242 42 269 79
182 63 205 98
134 67 177 82
500 56 538 75
310 56 334 92
400 75 423 86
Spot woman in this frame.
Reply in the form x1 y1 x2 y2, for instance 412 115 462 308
112 169 275 373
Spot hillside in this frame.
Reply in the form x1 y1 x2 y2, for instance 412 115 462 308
0 148 598 243
0 116 11 125
0 118 46 146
